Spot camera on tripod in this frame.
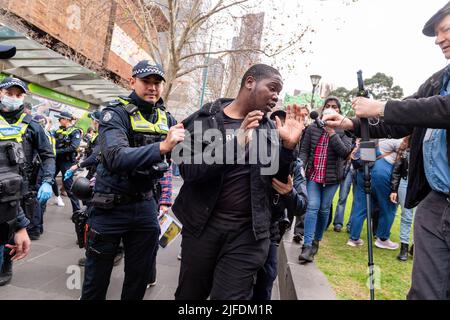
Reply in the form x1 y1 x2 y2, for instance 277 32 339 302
359 141 377 162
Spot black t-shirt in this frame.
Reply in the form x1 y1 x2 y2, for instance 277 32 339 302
211 111 252 228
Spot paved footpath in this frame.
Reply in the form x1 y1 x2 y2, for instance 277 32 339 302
0 176 279 300
0 177 184 300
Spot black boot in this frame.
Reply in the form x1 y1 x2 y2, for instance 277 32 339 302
311 240 320 257
0 255 13 287
298 245 314 263
409 244 414 257
397 243 409 262
293 234 303 244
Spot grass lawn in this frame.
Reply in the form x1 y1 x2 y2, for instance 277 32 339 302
314 190 414 300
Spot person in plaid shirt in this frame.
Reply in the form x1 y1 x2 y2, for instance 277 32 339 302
299 97 353 263
147 166 174 288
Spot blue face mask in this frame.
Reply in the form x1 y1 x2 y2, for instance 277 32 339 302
1 95 24 112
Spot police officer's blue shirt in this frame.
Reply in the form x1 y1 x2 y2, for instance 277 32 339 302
422 69 450 194
54 126 82 159
95 93 177 196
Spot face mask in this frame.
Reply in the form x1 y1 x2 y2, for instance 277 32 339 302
1 95 24 112
322 108 337 117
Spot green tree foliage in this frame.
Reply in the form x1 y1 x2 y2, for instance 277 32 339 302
365 72 404 101
330 72 404 117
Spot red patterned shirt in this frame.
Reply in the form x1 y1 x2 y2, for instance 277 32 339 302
310 131 330 184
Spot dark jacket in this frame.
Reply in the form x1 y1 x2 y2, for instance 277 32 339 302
390 149 410 193
55 126 82 164
299 124 352 185
172 98 297 241
351 67 450 208
1 108 56 230
95 94 177 197
270 159 308 243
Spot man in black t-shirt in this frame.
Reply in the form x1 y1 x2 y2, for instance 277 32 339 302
173 64 305 300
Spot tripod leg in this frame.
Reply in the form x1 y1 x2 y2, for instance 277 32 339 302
364 164 375 301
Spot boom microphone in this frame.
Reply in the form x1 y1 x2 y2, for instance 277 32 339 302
310 111 327 128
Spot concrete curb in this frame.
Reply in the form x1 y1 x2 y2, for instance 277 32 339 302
278 230 337 300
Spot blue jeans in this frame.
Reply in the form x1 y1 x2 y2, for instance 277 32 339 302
334 167 353 227
398 178 415 244
350 159 397 241
303 181 340 246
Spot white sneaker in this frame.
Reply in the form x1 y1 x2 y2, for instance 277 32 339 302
347 239 364 247
56 196 65 207
375 239 399 250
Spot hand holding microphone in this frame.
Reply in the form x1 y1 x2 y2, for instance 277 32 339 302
321 111 355 131
310 111 326 128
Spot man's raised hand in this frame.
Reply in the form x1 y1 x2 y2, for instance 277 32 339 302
276 104 305 150
237 111 264 147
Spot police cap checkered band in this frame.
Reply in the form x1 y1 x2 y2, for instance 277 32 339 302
0 77 28 93
132 60 166 81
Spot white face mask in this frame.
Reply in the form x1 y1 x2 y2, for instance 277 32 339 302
1 95 24 112
322 108 337 117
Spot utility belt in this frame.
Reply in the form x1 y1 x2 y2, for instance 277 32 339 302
90 191 154 210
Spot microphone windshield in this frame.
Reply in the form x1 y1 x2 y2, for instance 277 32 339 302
310 111 319 120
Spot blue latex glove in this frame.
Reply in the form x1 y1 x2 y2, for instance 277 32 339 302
37 182 53 204
64 169 74 181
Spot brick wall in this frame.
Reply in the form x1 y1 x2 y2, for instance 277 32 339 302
2 0 168 81
4 0 112 65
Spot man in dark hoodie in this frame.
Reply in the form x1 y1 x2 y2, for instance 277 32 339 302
172 64 305 300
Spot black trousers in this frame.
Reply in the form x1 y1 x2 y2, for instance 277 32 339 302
408 191 450 300
81 200 160 300
175 219 270 300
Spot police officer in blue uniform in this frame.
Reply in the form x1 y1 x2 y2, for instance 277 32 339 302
65 111 102 182
53 111 81 215
81 61 185 300
0 45 34 286
0 77 55 284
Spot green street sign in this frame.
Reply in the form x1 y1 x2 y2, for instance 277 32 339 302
28 83 90 110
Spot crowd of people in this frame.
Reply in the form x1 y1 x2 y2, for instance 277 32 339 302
0 2 450 301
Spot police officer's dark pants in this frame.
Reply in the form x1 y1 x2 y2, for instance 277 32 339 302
81 200 160 300
175 220 270 300
26 201 45 236
252 241 278 300
407 191 450 300
27 172 46 236
55 160 80 213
